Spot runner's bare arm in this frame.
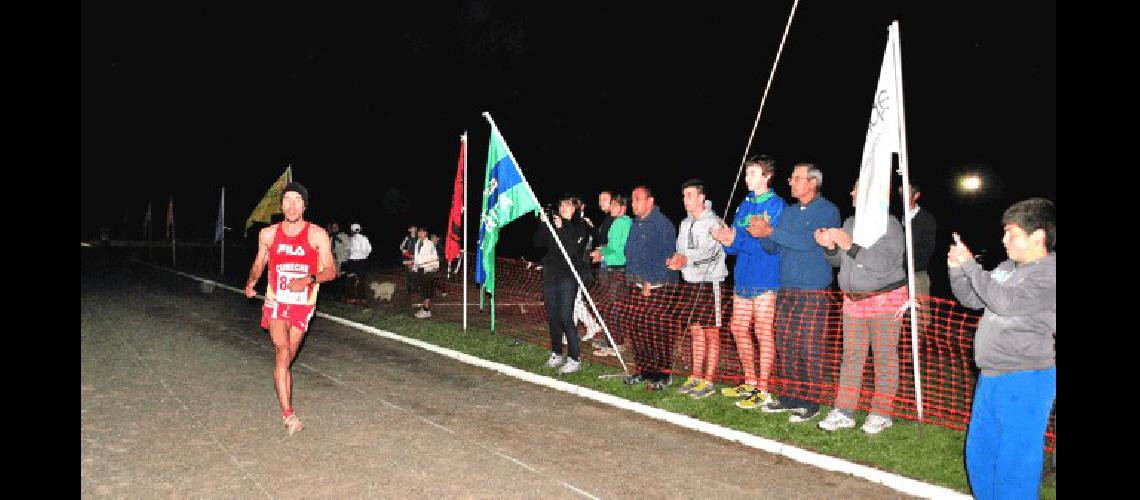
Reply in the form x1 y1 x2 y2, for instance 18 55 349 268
245 226 274 298
309 226 336 285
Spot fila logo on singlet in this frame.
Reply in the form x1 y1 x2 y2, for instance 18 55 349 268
277 244 306 256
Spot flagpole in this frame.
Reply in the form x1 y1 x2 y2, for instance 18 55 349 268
723 0 800 217
889 21 924 424
146 201 152 262
462 132 469 332
220 186 226 277
482 112 630 374
171 198 177 268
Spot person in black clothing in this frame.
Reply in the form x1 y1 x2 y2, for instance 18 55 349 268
400 225 418 293
594 191 615 252
898 181 937 330
534 194 592 375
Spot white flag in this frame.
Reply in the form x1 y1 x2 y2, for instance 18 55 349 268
852 23 903 247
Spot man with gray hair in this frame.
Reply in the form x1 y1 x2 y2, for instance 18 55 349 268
743 162 841 423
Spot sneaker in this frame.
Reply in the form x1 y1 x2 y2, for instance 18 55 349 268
759 398 799 414
688 380 716 399
647 379 668 391
735 390 771 410
861 413 893 435
818 408 857 431
558 358 581 374
283 414 304 436
677 376 700 395
543 352 564 369
721 383 756 398
414 309 432 318
622 374 644 385
787 406 821 423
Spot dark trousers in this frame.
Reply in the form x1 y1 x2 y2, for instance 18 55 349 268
625 284 675 382
416 269 437 301
405 265 416 293
774 288 830 412
543 277 581 361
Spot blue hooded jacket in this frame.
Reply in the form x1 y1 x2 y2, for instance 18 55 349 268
724 190 785 296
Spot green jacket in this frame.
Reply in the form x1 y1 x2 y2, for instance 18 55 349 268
600 215 631 266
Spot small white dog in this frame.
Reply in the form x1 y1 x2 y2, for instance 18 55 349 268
369 281 396 302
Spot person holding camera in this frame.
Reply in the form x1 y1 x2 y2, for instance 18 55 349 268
534 194 592 374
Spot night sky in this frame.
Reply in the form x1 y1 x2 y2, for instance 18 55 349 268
82 1 1055 296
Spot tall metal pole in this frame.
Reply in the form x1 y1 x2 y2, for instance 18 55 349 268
891 21 924 423
220 186 226 277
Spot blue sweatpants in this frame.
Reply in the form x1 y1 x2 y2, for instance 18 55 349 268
966 366 1056 500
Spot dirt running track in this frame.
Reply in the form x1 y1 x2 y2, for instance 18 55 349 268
81 250 911 498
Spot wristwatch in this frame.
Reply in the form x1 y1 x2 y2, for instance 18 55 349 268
310 274 319 284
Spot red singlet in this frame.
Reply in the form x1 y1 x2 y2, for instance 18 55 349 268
261 222 321 331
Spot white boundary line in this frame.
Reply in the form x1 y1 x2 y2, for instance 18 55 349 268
135 259 969 500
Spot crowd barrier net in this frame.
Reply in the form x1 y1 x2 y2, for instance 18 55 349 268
434 252 1056 453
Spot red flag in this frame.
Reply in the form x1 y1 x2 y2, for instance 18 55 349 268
445 136 465 262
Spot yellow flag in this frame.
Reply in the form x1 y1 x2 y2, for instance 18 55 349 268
244 166 291 234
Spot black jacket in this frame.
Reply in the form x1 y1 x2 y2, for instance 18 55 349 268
534 218 591 282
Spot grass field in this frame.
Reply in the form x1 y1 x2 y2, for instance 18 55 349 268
318 300 1056 499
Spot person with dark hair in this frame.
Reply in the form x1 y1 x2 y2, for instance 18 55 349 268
343 222 372 304
898 181 937 332
594 191 615 254
244 181 336 435
734 162 841 423
621 185 679 389
668 179 727 399
590 194 631 356
412 228 439 318
949 197 1056 499
711 155 785 409
400 225 418 293
429 233 448 297
535 195 592 374
815 180 908 435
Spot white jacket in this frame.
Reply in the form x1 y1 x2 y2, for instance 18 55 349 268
348 233 372 260
413 238 439 272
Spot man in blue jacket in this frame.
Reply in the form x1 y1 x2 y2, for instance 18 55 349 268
740 163 841 423
621 185 679 389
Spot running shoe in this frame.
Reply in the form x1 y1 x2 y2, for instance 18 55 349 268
735 390 771 410
283 414 304 436
688 380 716 399
721 383 756 398
677 376 700 395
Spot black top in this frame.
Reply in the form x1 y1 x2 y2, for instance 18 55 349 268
534 218 591 281
906 207 937 272
594 214 614 248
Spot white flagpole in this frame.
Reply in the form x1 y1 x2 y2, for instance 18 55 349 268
482 112 630 374
462 131 468 332
723 0 800 216
890 21 924 423
171 198 176 268
220 186 226 277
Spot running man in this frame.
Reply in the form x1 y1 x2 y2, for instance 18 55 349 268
244 181 336 435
